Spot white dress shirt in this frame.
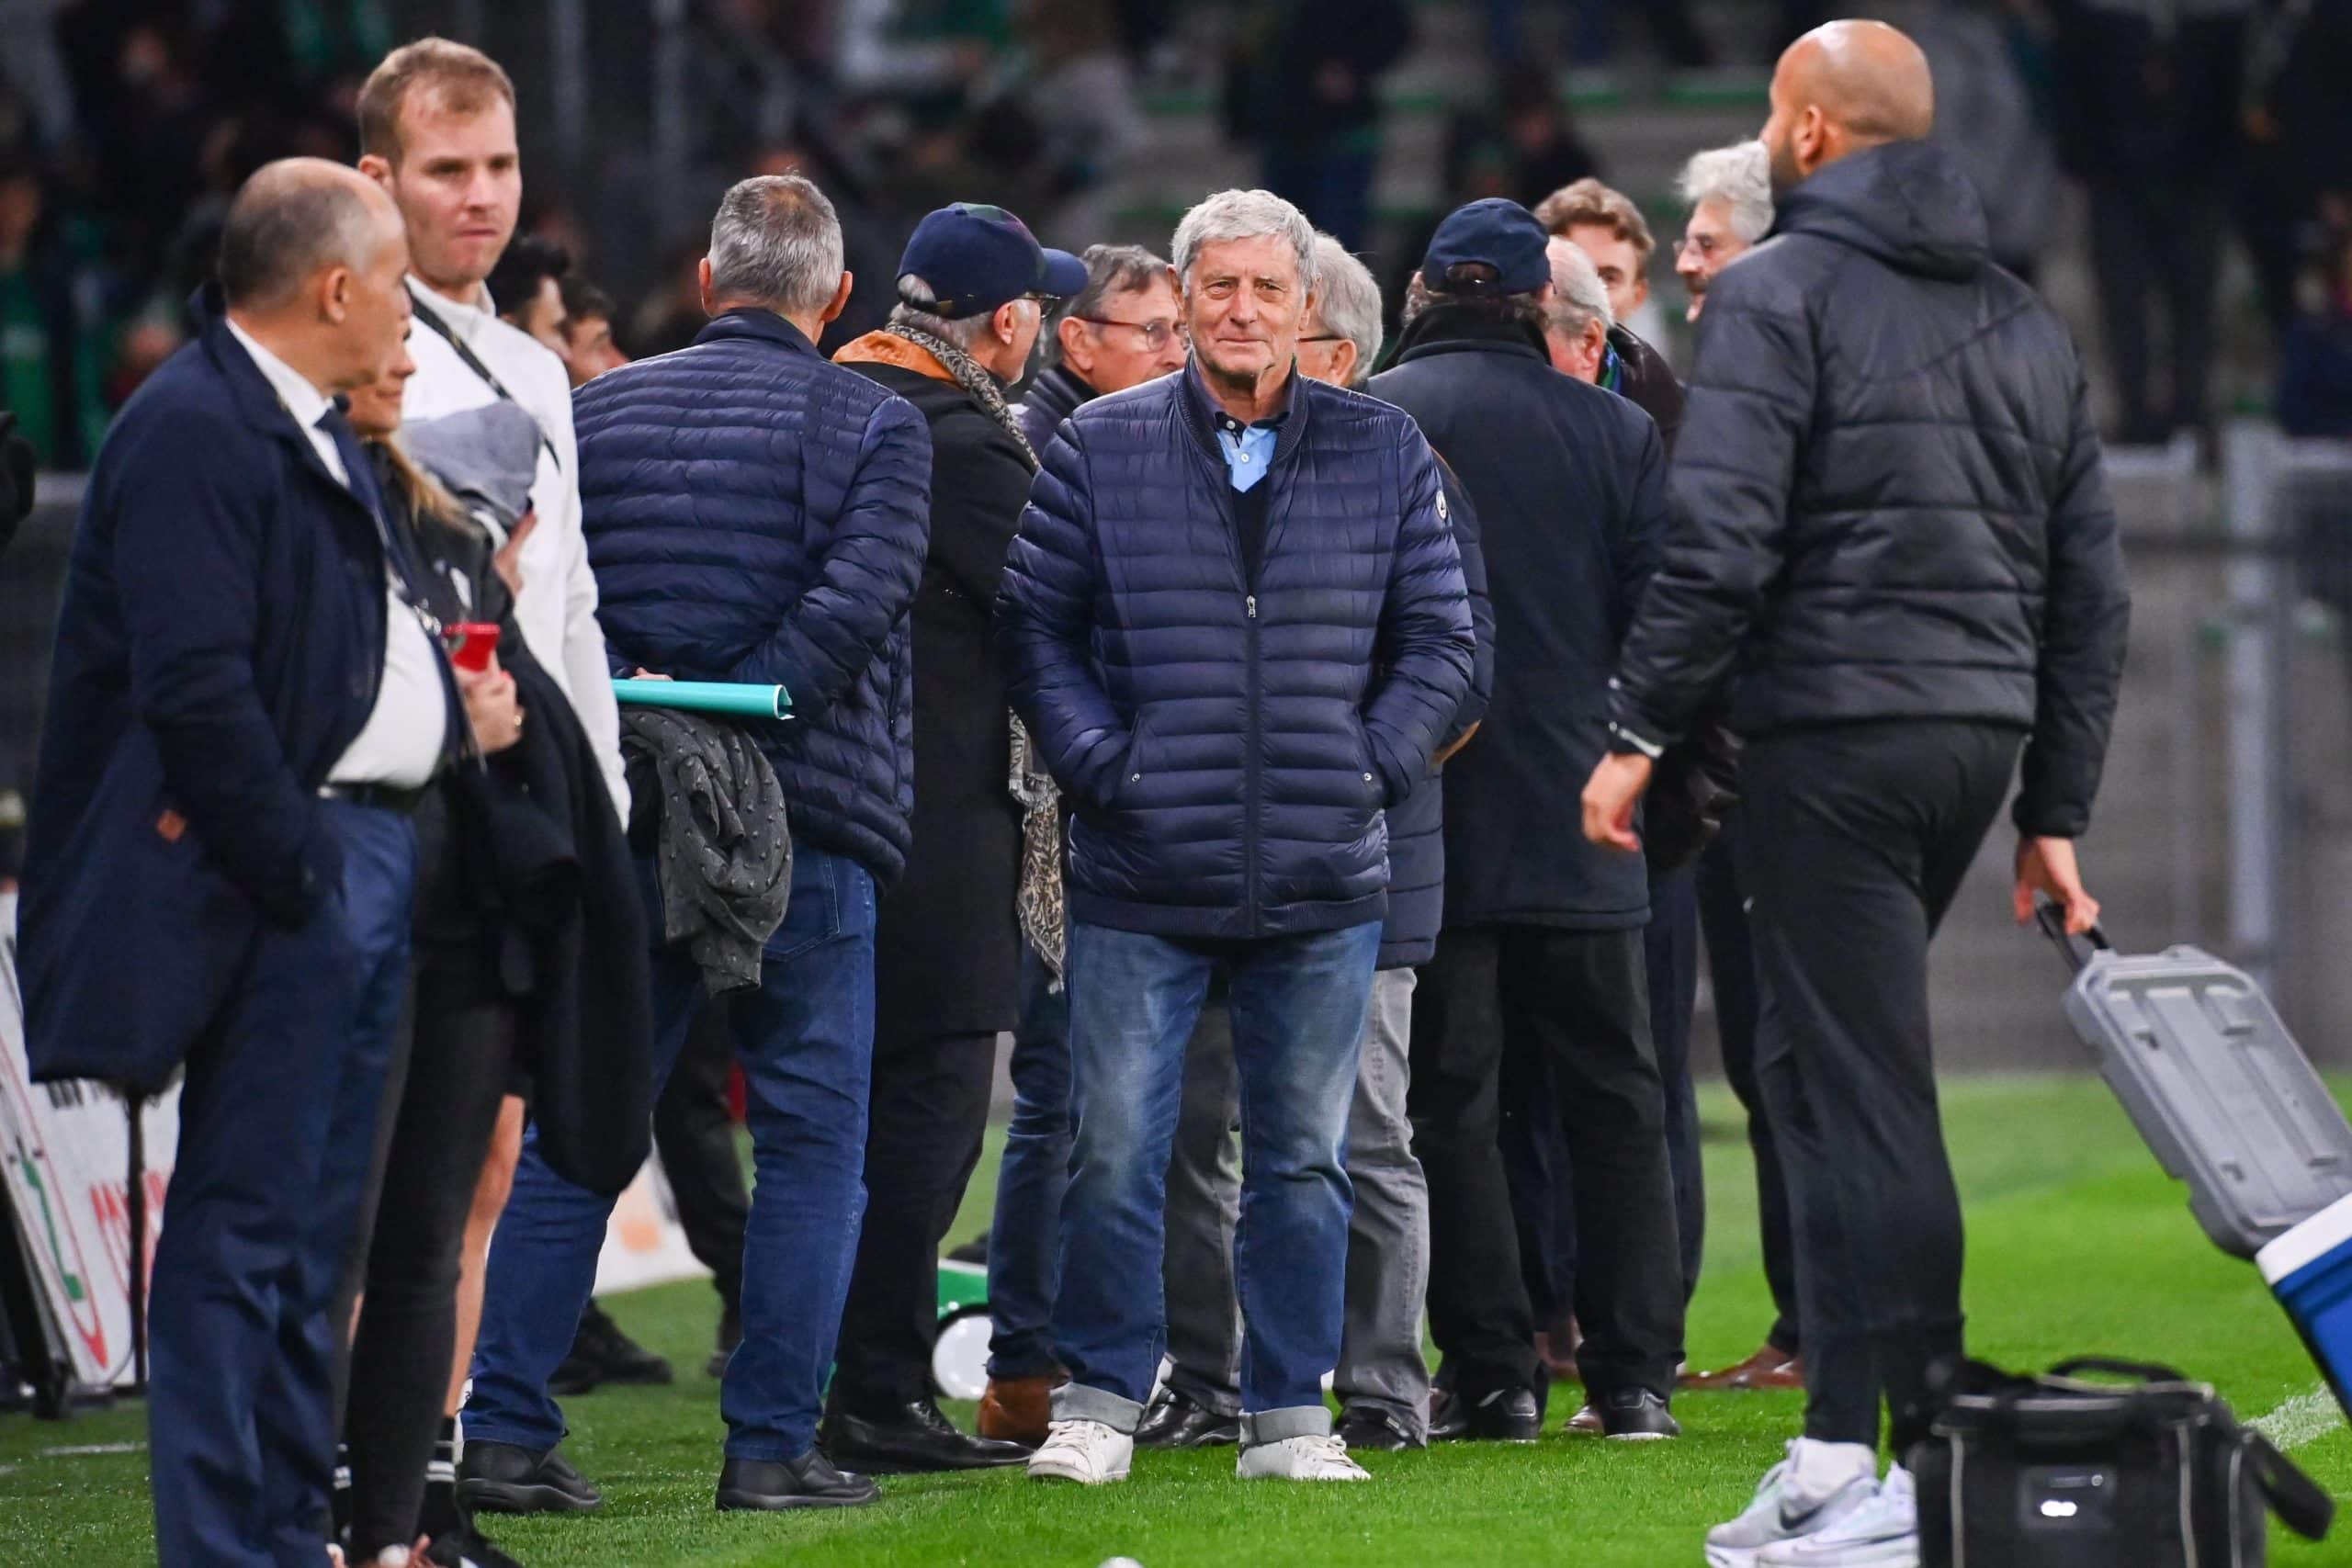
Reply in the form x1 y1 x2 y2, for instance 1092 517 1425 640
401 279 629 818
225 317 448 788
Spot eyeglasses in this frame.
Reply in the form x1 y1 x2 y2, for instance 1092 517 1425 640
1296 335 1345 344
1079 316 1183 350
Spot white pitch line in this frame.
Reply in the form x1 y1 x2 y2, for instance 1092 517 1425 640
2254 1388 2345 1451
37 1441 145 1458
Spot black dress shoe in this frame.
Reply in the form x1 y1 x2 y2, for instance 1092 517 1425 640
549 1301 673 1397
716 1452 880 1511
1335 1405 1423 1451
820 1399 1032 1473
1430 1386 1542 1443
457 1441 604 1515
1597 1388 1680 1441
1134 1385 1240 1450
707 1307 741 1380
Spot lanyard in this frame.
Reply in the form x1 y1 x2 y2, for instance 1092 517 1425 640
407 283 564 474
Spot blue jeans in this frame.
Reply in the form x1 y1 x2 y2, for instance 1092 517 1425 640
986 944 1072 1380
152 800 415 1568
1051 919 1381 1442
466 840 876 1463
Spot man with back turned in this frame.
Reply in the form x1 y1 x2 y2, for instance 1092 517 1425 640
1580 20 2130 1567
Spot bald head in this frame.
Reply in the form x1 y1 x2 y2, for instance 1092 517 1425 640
219 157 413 397
1761 19 1934 194
219 158 402 311
1783 21 1933 141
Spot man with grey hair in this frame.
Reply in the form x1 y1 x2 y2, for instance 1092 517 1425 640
1136 225 1492 1458
472 172 932 1514
1001 186 1473 1485
1014 243 1188 454
1295 233 1383 389
1543 232 1614 379
1674 139 1774 321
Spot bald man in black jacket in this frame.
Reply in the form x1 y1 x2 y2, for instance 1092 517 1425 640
1584 20 2128 1563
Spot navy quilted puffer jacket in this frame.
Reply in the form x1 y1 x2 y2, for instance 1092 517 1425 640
1379 458 1493 970
575 309 931 884
997 364 1475 940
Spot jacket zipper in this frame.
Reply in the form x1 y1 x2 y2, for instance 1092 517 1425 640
1244 577 1262 939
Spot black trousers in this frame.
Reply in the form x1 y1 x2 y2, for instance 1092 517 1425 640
1413 924 1683 1403
345 975 514 1557
1696 820 1803 1356
1502 868 1705 1325
653 1002 749 1325
1736 720 2018 1455
827 1022 999 1413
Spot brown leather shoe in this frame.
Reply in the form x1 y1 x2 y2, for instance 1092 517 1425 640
1533 1316 1583 1383
1679 1343 1804 1392
977 1374 1057 1445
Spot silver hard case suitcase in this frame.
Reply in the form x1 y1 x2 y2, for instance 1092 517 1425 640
2039 907 2352 1258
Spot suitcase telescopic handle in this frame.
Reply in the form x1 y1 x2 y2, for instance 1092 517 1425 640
2034 897 2112 975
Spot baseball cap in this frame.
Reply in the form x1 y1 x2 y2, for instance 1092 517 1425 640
896 203 1089 320
1419 197 1552 295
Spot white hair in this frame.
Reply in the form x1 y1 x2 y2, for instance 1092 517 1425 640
1171 188 1317 297
1676 141 1774 243
1307 234 1382 387
1545 237 1612 340
707 175 845 315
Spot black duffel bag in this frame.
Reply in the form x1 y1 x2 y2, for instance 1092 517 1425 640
1915 1357 2334 1568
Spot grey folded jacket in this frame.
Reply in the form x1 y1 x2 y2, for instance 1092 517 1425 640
401 400 545 535
619 707 791 994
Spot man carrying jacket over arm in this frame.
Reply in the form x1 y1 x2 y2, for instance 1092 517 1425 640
458 174 931 1517
997 187 1472 1487
1580 21 2130 1567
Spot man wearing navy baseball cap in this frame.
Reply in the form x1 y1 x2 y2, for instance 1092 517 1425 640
894 202 1089 323
1369 197 1687 1443
815 202 1084 1476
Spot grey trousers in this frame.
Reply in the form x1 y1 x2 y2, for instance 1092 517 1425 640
1160 969 1431 1435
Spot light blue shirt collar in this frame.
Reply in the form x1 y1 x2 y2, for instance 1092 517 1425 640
1193 362 1293 493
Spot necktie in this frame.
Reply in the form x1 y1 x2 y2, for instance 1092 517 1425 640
317 405 427 602
318 405 469 764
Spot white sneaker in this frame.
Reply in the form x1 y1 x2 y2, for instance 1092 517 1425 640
1026 1418 1134 1484
1758 1465 1918 1567
1703 1439 1880 1568
1236 1433 1370 1481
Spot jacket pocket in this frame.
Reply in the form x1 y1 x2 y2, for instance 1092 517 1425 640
1349 716 1387 806
1109 712 1156 808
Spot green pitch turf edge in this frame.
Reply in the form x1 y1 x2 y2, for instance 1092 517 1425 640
6 1075 2349 1566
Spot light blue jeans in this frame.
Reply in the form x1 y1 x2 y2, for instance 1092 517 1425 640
1050 920 1382 1442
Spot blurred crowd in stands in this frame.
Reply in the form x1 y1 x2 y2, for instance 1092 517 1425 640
1 0 2348 470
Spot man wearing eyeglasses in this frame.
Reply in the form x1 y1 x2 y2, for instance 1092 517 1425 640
983 238 1191 1450
1015 243 1188 453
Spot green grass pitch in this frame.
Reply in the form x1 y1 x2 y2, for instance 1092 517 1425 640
6 1076 2349 1566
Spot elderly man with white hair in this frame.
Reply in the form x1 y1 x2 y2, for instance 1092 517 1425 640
998 189 1475 1486
1674 139 1774 321
1295 233 1385 389
1133 231 1495 1460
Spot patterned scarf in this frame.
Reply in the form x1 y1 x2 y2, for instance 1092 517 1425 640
883 321 1066 983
